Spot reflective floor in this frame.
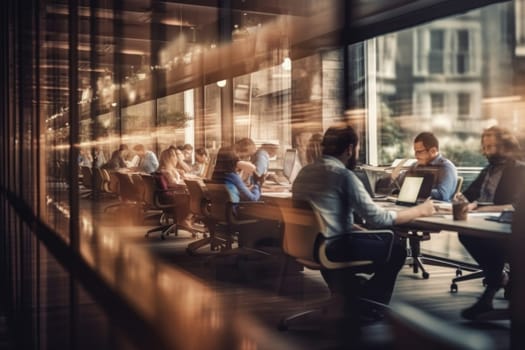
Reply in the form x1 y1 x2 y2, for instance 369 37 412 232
3 190 510 350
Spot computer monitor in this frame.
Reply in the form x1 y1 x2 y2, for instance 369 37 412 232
282 149 296 179
282 149 301 184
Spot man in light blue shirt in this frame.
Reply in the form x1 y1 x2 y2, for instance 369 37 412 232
410 132 457 201
133 144 159 174
251 143 279 181
293 125 434 308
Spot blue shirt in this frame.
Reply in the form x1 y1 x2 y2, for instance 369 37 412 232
252 149 270 177
140 151 159 174
292 155 397 238
223 172 261 202
410 154 457 201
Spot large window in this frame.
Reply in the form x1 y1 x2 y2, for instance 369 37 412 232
360 2 522 168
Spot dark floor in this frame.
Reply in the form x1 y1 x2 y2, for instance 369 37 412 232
129 216 510 350
2 191 510 350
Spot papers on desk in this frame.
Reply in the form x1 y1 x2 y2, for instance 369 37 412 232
262 191 292 198
433 201 452 212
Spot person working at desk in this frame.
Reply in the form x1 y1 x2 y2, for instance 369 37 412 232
386 132 457 201
132 144 159 174
252 143 279 184
292 124 435 317
459 126 525 319
212 146 280 248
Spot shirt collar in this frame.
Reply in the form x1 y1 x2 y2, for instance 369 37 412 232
428 153 443 166
321 155 346 168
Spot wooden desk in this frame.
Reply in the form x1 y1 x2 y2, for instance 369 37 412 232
407 213 510 239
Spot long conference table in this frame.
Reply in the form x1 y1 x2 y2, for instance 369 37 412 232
260 188 511 239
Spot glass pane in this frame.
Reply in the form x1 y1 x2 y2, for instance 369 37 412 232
367 2 518 168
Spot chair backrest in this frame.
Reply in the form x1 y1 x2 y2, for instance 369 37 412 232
92 167 111 193
140 174 158 208
81 166 93 189
278 200 325 269
203 182 236 224
279 199 381 270
114 172 142 202
184 179 210 217
455 176 464 196
106 170 120 194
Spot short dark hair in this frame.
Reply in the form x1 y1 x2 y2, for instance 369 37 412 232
414 132 439 150
195 147 208 157
321 125 359 157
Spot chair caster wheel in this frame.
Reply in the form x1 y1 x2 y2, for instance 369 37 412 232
450 283 458 293
422 272 429 279
455 269 462 277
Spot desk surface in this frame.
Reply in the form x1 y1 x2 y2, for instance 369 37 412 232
409 214 510 238
261 192 510 239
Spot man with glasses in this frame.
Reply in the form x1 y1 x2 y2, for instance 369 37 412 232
459 126 525 319
386 132 457 201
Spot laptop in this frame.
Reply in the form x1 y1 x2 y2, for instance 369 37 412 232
268 149 301 185
393 175 433 206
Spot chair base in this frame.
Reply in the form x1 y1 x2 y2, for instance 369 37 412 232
186 234 233 255
145 224 178 240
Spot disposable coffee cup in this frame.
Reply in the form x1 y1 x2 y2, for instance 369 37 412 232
452 201 468 220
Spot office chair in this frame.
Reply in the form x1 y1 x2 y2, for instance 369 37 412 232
404 176 464 279
276 199 394 331
186 181 268 254
80 166 94 198
107 172 145 224
183 179 211 250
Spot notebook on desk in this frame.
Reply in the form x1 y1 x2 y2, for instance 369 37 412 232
392 175 433 206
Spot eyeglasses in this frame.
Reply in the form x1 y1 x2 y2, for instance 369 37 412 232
414 148 428 156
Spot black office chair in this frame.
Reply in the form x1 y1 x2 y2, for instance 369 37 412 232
142 174 187 240
404 176 464 279
186 181 264 254
80 166 94 198
276 199 394 331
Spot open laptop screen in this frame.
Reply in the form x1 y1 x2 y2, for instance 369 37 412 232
396 176 424 206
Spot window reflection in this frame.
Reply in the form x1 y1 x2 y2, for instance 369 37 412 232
368 2 522 167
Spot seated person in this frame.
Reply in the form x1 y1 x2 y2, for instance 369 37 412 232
190 147 209 177
102 144 128 171
293 124 434 317
157 148 192 229
132 144 159 174
212 146 280 248
235 137 258 183
409 132 457 201
251 143 279 184
459 126 525 319
169 145 192 175
181 143 194 166
377 132 457 201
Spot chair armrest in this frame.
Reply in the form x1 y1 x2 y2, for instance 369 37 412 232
319 230 395 269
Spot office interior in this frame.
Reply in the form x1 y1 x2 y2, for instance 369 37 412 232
2 0 525 349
